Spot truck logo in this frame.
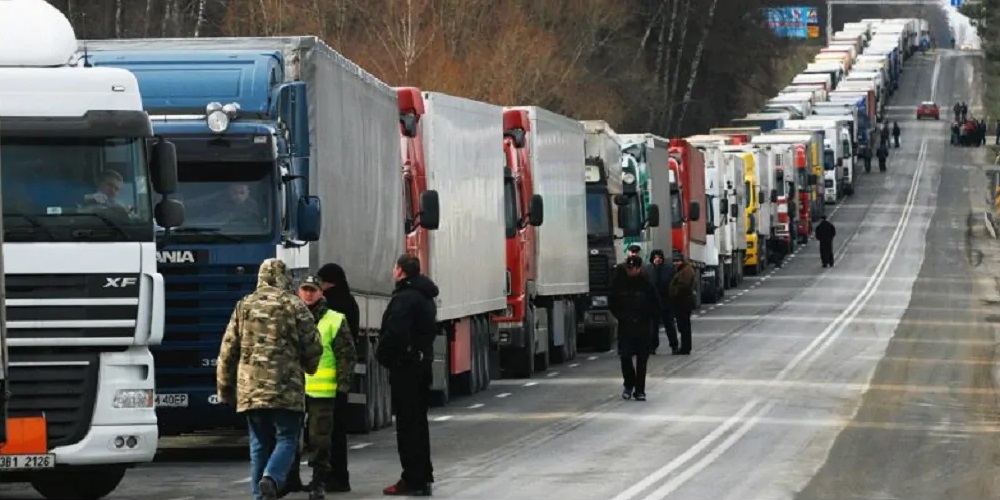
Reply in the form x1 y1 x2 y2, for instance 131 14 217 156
157 250 197 264
104 277 138 288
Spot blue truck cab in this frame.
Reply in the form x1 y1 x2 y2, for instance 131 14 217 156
84 46 322 434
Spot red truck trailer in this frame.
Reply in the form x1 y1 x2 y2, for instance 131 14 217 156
667 138 707 306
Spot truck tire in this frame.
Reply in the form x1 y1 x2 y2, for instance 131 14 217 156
31 466 125 500
503 307 535 378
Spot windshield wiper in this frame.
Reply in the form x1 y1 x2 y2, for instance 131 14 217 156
4 214 57 240
71 213 131 240
169 226 244 243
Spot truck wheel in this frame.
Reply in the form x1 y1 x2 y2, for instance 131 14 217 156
31 466 126 500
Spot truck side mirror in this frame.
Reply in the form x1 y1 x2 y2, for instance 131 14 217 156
770 189 778 204
689 201 701 222
154 199 185 228
418 190 440 230
150 139 178 195
528 194 544 226
646 203 660 228
296 195 322 241
618 198 640 237
613 194 629 206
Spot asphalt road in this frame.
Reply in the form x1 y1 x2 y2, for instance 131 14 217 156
2 50 996 500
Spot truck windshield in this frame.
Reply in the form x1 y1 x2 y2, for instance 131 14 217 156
167 161 274 239
0 137 153 242
585 191 611 237
824 150 836 170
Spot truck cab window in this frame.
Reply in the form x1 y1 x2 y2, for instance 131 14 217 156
503 178 518 237
585 191 611 237
1 137 153 241
671 188 684 227
745 181 752 207
403 175 416 233
168 161 273 240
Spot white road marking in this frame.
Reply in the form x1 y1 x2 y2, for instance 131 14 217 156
433 415 453 422
588 356 599 361
232 478 251 484
496 392 512 398
930 53 942 101
569 362 580 368
547 371 560 377
523 382 538 387
349 442 372 450
467 403 485 409
616 139 929 500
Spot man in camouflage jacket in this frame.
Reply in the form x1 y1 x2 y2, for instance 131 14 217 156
216 258 323 500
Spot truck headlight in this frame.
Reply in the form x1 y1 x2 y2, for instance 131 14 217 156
207 110 230 133
591 295 608 307
622 173 636 184
113 389 154 409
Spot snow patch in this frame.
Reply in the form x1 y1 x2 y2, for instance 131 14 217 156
938 0 981 49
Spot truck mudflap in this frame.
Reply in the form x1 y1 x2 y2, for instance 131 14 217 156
700 266 722 304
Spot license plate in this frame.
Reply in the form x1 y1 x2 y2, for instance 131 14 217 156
155 393 189 407
0 454 54 470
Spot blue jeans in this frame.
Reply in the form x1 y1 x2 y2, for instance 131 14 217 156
246 409 304 500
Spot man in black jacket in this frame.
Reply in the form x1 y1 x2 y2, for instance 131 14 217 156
610 255 661 401
376 254 439 496
814 216 836 268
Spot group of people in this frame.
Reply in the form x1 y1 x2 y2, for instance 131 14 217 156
608 245 697 401
216 254 439 499
857 121 899 174
949 101 991 147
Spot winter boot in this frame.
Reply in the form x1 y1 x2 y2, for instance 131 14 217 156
309 469 328 500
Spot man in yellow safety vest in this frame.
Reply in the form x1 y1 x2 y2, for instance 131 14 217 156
296 275 356 500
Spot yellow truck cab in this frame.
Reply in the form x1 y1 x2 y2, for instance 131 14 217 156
739 151 763 274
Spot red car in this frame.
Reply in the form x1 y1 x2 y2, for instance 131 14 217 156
916 101 940 120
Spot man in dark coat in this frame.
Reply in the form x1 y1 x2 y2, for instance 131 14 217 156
610 255 661 401
376 254 439 496
667 250 697 355
316 263 361 493
814 216 836 268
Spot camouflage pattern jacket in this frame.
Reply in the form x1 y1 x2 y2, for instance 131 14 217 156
216 258 324 413
307 297 357 393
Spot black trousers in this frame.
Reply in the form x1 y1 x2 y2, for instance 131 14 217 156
390 362 434 486
325 391 350 487
653 307 677 350
620 353 650 393
819 241 834 266
674 307 693 353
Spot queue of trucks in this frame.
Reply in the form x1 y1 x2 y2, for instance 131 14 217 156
0 1 929 497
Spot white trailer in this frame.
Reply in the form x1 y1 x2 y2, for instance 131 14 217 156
0 0 183 497
509 106 588 370
783 119 846 203
421 92 505 400
686 135 737 302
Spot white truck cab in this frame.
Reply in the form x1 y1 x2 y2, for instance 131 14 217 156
0 1 183 498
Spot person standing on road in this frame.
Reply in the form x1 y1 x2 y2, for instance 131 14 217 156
953 102 962 122
814 216 837 268
376 254 439 496
216 258 323 500
667 250 697 355
623 244 656 286
876 142 888 173
649 249 677 355
610 255 660 401
892 122 901 148
296 275 357 500
316 262 361 493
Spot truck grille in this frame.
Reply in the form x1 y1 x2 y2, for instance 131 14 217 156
588 255 612 290
5 273 141 340
156 264 257 386
7 347 100 449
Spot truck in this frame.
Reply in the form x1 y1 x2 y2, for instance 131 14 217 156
83 36 401 434
785 118 855 199
396 89 504 403
728 140 782 267
732 113 789 132
750 134 816 246
667 139 707 306
498 106 588 373
619 134 668 259
724 149 767 275
1 0 184 497
686 135 742 300
580 120 627 351
771 128 826 222
750 140 800 264
619 136 662 258
792 73 834 91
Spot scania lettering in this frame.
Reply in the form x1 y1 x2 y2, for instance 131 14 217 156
0 1 183 498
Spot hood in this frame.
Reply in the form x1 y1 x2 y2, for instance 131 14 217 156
649 249 665 263
256 258 292 291
317 262 352 293
400 274 440 299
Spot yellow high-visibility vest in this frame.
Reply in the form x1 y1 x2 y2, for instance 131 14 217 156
304 310 345 398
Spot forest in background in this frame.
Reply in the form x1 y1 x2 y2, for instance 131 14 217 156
51 0 945 137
